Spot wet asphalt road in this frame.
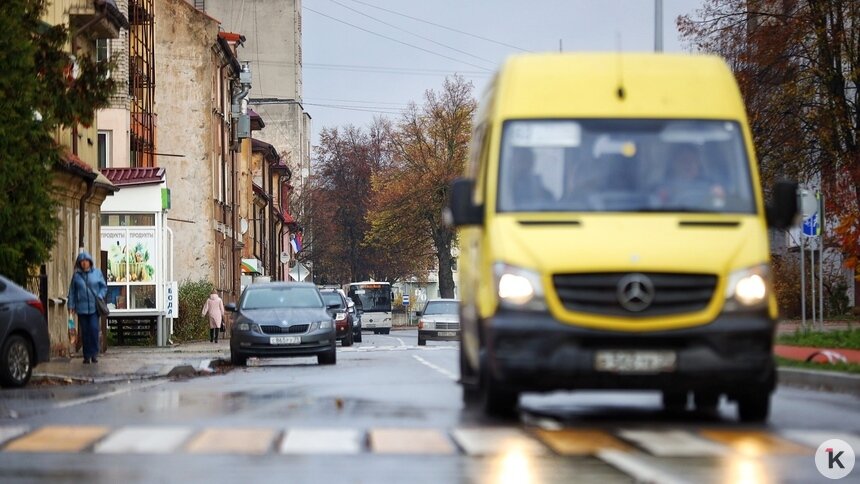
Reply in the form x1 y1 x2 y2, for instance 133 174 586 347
0 329 858 483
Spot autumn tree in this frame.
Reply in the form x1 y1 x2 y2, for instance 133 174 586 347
678 0 860 277
367 76 477 298
0 0 116 284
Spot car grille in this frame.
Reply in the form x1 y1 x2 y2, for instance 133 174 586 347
552 272 717 317
260 324 310 334
435 322 460 330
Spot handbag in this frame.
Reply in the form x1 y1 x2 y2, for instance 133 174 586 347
88 286 110 317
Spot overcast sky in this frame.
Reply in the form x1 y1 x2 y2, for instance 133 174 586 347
301 0 705 146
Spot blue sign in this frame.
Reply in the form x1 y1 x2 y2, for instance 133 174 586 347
802 212 820 237
402 295 410 306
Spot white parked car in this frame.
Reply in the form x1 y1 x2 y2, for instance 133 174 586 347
417 299 460 346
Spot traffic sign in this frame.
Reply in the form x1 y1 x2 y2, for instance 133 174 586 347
802 212 820 237
801 190 821 238
402 295 410 306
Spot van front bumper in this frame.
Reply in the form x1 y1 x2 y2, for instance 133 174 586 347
484 310 776 394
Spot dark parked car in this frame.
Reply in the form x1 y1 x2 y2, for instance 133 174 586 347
320 289 354 347
228 282 337 366
347 299 362 343
0 275 50 387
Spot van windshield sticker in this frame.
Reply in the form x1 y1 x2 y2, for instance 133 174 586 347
510 122 581 147
593 136 638 158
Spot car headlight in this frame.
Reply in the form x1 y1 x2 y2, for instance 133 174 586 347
419 319 435 330
237 322 260 332
319 320 332 330
335 312 347 321
494 263 546 310
725 264 770 311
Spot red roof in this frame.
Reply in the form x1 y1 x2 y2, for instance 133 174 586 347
62 152 94 173
101 167 165 187
218 32 245 43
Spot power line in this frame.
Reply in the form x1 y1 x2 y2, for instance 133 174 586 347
303 102 404 115
302 6 493 72
304 97 411 107
255 60 492 77
324 0 496 66
346 0 531 52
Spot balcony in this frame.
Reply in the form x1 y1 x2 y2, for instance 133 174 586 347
68 0 129 39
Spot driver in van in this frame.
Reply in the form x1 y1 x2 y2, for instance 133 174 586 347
658 144 725 206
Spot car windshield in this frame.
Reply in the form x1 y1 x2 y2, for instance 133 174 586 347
497 119 756 214
241 286 323 310
348 286 392 312
423 301 459 316
321 292 344 308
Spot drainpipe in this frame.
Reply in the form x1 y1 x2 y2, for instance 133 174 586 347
78 179 96 251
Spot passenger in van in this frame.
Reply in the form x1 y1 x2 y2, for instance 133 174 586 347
509 148 553 208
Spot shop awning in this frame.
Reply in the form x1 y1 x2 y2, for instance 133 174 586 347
241 258 263 275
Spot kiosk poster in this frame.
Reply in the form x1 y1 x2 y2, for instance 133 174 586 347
126 229 157 282
101 229 127 282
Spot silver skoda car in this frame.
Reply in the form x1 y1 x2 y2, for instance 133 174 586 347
228 282 337 366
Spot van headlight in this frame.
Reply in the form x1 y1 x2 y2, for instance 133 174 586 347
724 265 770 311
494 263 546 311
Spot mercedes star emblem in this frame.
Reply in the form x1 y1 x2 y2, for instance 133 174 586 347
617 273 655 312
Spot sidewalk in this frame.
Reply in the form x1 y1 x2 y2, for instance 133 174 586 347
775 344 860 364
33 340 231 384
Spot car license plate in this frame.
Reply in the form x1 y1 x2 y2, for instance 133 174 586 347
594 350 676 373
270 336 301 345
438 331 456 337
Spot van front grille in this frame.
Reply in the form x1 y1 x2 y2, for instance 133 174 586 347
552 272 717 317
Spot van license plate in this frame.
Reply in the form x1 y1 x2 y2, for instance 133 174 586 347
270 336 301 345
595 351 676 373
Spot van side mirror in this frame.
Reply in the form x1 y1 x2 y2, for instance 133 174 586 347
448 178 484 226
225 303 237 312
766 181 799 230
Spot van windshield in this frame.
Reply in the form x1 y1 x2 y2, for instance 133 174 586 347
497 119 756 214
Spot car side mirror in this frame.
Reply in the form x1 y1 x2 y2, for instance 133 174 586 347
766 181 799 230
225 303 237 312
415 311 422 317
448 178 484 227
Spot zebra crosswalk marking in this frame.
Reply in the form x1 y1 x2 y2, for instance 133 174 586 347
451 428 548 456
4 425 109 453
187 428 278 455
369 428 456 455
619 430 730 457
0 427 28 448
95 426 193 454
698 430 813 456
781 430 860 453
535 429 633 455
280 429 363 455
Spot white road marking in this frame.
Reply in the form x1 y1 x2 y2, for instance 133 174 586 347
598 450 691 484
0 427 28 447
781 430 860 452
280 428 363 454
94 426 193 454
451 428 548 456
619 429 730 457
412 354 458 381
53 380 167 409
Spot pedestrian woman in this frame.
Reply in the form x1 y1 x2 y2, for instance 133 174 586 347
67 251 107 364
201 289 226 343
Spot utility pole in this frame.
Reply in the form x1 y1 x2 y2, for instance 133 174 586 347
654 0 663 52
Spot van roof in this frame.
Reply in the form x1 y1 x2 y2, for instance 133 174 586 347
491 53 746 121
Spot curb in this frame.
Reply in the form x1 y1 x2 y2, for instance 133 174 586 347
778 367 860 396
33 358 229 385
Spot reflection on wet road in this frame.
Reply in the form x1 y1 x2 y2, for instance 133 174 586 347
0 330 857 483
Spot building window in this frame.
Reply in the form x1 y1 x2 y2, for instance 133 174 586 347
98 130 111 169
96 39 111 78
